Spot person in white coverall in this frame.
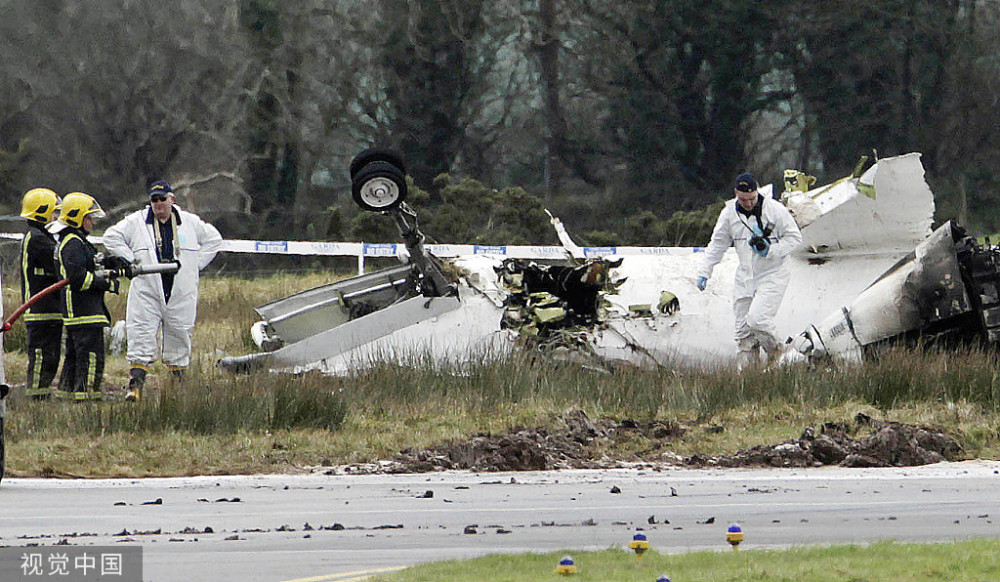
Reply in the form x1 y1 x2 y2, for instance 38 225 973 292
102 180 223 401
696 172 802 367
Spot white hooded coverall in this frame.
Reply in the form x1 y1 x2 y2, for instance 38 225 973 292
102 206 223 369
697 193 802 359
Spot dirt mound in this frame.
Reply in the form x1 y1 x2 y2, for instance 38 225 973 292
389 410 619 473
699 413 965 469
340 411 964 474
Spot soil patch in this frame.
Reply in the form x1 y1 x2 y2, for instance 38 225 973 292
337 411 964 474
700 413 965 469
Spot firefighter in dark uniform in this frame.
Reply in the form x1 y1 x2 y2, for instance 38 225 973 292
55 192 118 401
19 188 63 400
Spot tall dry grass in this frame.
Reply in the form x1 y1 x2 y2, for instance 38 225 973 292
331 343 1000 418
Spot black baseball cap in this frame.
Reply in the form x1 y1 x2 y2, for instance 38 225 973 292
148 180 173 198
735 173 758 192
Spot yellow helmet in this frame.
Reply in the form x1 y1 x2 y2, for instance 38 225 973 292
58 192 106 229
20 188 61 223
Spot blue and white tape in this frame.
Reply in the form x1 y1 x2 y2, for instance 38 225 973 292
0 232 705 259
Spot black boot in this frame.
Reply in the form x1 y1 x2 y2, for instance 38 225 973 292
125 367 146 402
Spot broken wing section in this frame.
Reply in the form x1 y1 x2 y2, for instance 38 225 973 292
219 254 511 375
251 264 414 348
788 152 934 255
304 255 513 375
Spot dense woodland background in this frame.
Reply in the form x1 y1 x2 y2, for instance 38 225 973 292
0 0 998 247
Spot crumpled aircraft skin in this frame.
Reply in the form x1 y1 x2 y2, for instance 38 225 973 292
223 153 945 373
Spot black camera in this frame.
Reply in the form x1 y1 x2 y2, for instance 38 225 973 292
749 224 773 253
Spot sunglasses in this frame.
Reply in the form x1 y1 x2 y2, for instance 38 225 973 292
150 195 169 203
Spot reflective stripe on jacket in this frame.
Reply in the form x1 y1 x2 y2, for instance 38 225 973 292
21 221 62 322
57 229 112 327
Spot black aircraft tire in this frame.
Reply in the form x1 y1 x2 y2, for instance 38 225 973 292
349 148 405 180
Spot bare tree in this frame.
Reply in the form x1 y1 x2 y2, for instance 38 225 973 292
353 0 504 193
238 0 376 236
535 0 567 196
0 0 251 211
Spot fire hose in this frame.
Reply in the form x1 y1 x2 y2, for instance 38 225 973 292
0 263 182 483
1 261 180 333
0 262 178 483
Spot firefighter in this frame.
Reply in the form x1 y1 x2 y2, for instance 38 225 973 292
102 180 222 401
19 188 63 400
55 192 118 401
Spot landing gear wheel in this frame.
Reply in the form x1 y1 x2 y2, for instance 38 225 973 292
349 148 406 180
351 160 408 212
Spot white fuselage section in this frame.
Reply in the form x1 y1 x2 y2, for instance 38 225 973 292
271 153 938 373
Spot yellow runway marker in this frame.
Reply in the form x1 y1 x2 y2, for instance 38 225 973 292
282 566 405 582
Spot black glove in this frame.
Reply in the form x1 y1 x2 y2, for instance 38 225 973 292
94 270 122 292
103 255 131 271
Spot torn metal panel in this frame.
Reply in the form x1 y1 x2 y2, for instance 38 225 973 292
253 264 413 346
499 259 619 336
544 210 585 260
790 222 1000 360
220 295 464 372
586 248 916 367
791 152 934 255
300 286 511 375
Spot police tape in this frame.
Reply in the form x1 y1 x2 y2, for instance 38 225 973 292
0 233 705 259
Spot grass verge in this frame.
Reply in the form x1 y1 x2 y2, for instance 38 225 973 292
371 539 1000 582
1 273 1000 477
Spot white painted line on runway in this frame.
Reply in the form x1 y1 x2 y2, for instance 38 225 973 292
281 566 405 582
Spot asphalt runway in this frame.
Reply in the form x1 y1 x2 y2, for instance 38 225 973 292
1 461 998 581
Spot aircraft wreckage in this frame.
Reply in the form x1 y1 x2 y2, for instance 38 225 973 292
217 151 1000 374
